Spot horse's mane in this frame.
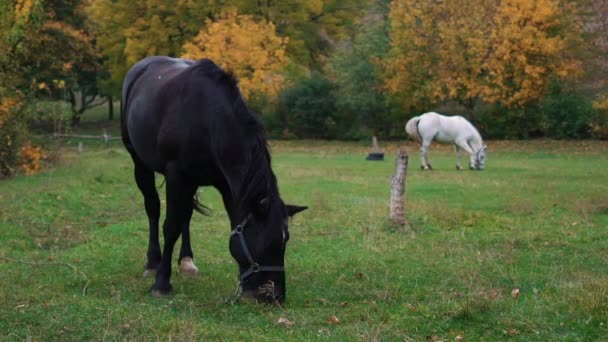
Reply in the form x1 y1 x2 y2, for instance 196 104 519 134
190 59 278 211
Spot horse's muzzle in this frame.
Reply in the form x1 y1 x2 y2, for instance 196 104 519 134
241 284 285 304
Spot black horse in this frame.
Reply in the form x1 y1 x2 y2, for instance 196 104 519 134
121 56 306 303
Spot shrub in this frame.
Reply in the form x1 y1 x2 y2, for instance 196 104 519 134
273 75 340 139
19 143 44 175
591 97 608 140
0 96 27 178
542 83 597 139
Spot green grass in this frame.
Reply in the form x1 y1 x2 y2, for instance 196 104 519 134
1 139 607 341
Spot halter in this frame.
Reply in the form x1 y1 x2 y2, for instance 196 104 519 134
473 146 485 168
230 213 285 282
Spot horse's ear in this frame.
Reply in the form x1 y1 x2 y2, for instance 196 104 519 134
253 197 270 217
286 204 308 217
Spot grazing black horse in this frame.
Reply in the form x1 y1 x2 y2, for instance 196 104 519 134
121 56 307 303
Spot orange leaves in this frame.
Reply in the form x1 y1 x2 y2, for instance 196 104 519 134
19 143 44 176
0 97 20 129
182 9 289 101
483 0 579 107
14 0 35 24
384 0 582 110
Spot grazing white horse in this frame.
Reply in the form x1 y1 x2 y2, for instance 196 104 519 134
405 112 487 170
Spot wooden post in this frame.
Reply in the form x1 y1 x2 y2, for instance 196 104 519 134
390 148 409 227
102 129 109 145
372 135 380 153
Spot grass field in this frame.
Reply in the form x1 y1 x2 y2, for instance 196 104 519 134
1 138 607 341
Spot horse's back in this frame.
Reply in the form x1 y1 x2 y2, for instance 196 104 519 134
122 56 250 180
122 57 198 171
418 112 478 143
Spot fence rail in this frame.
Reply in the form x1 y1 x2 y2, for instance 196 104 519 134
51 129 121 144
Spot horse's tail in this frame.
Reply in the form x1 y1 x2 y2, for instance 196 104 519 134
405 116 422 143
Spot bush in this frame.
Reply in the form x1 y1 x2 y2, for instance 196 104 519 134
542 83 597 139
591 98 608 140
273 75 340 139
0 96 27 177
476 103 545 139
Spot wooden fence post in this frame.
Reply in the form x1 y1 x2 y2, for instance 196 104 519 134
390 148 409 227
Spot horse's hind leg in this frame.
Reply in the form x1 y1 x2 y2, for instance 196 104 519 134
454 145 463 170
178 204 199 277
133 162 162 277
420 140 432 170
151 162 197 296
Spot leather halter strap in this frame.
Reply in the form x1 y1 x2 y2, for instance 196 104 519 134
230 213 284 282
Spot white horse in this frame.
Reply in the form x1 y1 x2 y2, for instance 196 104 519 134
405 112 487 170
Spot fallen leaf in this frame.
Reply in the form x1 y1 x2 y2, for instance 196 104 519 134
511 288 520 298
455 335 464 341
327 315 340 325
339 301 348 307
277 317 294 326
507 328 519 336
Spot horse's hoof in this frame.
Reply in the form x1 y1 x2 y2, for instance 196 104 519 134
456 166 463 171
143 268 157 278
179 257 200 277
151 285 173 297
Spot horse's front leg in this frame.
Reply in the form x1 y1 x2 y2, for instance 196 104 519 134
178 206 199 277
420 141 432 170
151 162 197 296
455 140 475 170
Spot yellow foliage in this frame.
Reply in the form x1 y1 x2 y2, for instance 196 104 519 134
182 9 289 100
384 0 583 110
19 143 44 176
0 97 19 128
483 0 580 107
14 0 34 24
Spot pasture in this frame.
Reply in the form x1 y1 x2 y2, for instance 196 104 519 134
1 139 607 340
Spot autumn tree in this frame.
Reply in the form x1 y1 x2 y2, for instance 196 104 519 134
86 0 215 98
182 9 289 102
219 0 369 69
384 0 583 117
573 0 608 138
328 0 392 136
0 0 45 176
483 0 582 108
383 0 444 113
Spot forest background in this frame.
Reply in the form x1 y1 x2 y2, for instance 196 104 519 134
1 0 607 176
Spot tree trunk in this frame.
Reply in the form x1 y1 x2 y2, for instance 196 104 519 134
390 148 409 227
108 96 114 120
